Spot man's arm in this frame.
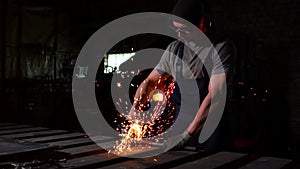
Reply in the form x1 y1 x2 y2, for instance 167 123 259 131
187 39 234 136
128 69 170 120
186 72 228 136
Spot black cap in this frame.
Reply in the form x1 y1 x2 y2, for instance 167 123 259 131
171 0 204 26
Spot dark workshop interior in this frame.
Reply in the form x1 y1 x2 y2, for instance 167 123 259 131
0 0 299 168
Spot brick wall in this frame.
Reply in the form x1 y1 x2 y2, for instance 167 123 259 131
0 0 5 80
210 0 300 153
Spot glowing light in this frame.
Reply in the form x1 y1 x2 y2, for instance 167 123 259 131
117 82 122 88
152 92 164 102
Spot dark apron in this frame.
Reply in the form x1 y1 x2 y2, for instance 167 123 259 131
171 42 225 153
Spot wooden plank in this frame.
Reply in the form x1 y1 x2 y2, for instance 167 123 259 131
85 140 164 157
100 150 199 169
64 142 168 168
0 124 31 130
172 152 247 169
0 137 57 162
47 136 113 149
0 127 49 135
1 130 68 139
106 144 163 158
47 138 94 148
23 132 84 142
0 123 14 127
59 144 105 158
59 140 138 158
238 157 292 169
66 153 125 168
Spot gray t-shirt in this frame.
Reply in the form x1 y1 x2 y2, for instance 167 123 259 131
156 38 234 79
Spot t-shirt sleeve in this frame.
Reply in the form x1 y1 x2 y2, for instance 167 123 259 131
155 42 176 75
212 39 235 75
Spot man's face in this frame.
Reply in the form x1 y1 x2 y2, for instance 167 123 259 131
172 21 200 42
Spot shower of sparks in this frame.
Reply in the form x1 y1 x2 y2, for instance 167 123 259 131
111 121 150 155
109 75 177 155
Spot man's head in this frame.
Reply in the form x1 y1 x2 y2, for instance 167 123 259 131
171 21 201 42
171 0 214 40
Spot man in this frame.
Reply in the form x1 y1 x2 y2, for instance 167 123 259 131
130 0 235 152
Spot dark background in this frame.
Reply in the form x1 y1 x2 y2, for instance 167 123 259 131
0 0 299 159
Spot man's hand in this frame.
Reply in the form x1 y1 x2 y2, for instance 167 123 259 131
173 131 193 149
128 69 170 121
164 131 195 150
